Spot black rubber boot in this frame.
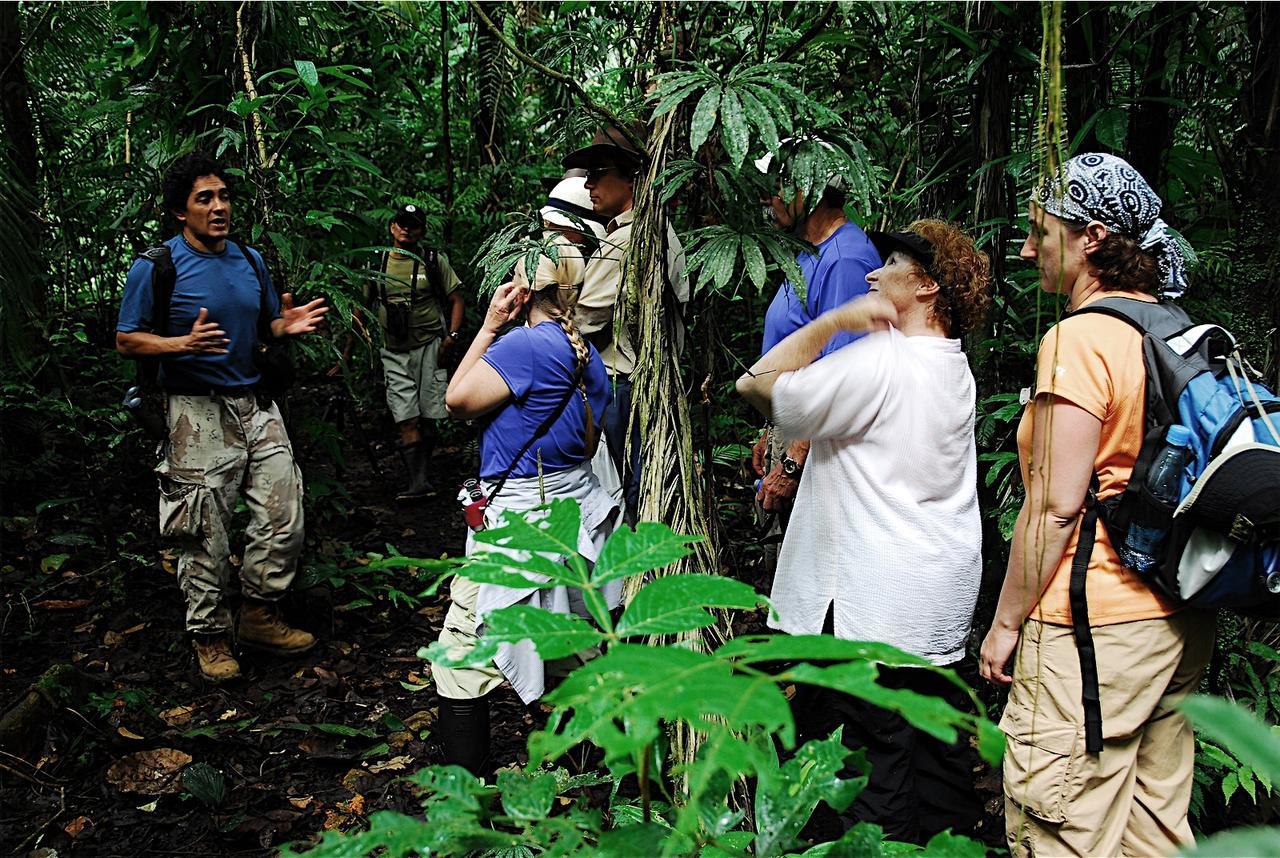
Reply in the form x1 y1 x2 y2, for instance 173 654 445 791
437 694 491 777
395 440 432 501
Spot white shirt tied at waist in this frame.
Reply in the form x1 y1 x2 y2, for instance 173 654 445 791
467 460 621 703
576 208 690 378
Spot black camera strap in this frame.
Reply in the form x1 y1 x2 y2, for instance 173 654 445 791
377 251 421 310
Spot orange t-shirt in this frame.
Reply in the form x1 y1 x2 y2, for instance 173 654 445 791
1016 292 1180 626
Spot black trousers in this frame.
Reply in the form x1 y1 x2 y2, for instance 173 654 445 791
790 616 980 845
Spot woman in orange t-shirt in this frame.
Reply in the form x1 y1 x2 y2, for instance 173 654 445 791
979 154 1210 857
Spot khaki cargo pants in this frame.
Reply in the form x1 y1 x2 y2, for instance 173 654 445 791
380 339 448 423
432 575 599 701
158 393 304 633
1001 612 1214 857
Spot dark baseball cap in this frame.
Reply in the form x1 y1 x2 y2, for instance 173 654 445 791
392 203 427 228
868 230 935 270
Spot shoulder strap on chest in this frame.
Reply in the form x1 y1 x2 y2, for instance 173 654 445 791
230 240 275 340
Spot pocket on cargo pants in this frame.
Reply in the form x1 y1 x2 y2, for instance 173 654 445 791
156 463 207 542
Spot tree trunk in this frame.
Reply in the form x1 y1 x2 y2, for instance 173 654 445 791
0 2 46 363
1063 1 1107 153
1234 4 1280 384
440 0 455 244
1126 7 1183 188
471 0 506 168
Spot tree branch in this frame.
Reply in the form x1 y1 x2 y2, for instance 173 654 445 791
775 2 837 65
465 0 644 152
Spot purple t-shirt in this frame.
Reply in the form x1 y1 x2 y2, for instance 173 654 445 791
761 221 881 358
480 321 612 479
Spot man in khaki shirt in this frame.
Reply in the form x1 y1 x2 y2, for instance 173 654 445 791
563 127 689 520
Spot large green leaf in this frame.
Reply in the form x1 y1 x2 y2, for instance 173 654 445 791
787 661 972 745
425 604 604 666
495 769 558 820
1179 826 1280 857
532 644 794 765
754 730 866 857
1181 695 1280 783
474 499 583 563
719 87 749 168
615 574 766 638
294 59 320 87
591 521 700 585
689 86 722 156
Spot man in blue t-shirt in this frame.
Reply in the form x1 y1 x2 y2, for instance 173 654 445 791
751 144 881 549
116 152 328 683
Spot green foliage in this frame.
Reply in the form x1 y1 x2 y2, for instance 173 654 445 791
302 503 998 856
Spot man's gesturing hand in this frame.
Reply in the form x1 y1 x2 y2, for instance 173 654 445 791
185 307 230 354
277 293 329 336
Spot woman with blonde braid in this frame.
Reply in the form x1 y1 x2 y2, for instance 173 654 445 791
431 227 616 778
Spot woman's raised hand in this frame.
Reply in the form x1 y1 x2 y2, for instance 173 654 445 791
483 281 529 333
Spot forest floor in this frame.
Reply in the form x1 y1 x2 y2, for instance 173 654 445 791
0 380 1004 855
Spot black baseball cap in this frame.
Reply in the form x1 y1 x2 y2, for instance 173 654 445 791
392 203 427 229
867 230 935 270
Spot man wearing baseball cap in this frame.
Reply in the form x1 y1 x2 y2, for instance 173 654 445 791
750 140 881 568
563 125 690 522
353 203 466 501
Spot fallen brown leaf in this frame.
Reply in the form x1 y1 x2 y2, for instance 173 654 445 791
32 599 91 610
404 710 434 731
217 709 242 721
341 768 375 793
159 704 198 727
105 748 193 795
117 726 145 741
287 794 314 810
103 630 124 646
64 816 93 839
337 794 365 816
122 622 148 635
367 755 413 774
72 616 100 633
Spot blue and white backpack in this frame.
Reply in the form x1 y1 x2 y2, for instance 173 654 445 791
1066 297 1280 753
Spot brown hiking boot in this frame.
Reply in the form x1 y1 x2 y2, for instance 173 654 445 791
192 635 241 683
237 600 316 654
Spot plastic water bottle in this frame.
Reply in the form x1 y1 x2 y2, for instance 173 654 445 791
1120 424 1193 573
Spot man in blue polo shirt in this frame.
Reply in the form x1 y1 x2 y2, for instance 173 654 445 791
117 152 328 682
751 142 881 557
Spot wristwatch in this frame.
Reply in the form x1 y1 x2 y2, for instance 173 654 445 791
448 330 462 341
779 454 803 478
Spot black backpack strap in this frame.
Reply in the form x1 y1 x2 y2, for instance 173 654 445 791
139 245 176 334
137 245 175 388
230 240 273 341
1071 475 1105 755
1070 296 1192 340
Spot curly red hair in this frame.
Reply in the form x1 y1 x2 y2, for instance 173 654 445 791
907 219 992 338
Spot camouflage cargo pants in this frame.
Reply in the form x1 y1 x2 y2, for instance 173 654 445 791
157 393 304 633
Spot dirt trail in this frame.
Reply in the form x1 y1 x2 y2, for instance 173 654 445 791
0 393 535 855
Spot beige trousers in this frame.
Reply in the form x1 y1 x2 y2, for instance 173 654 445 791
1002 613 1214 857
158 393 304 633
